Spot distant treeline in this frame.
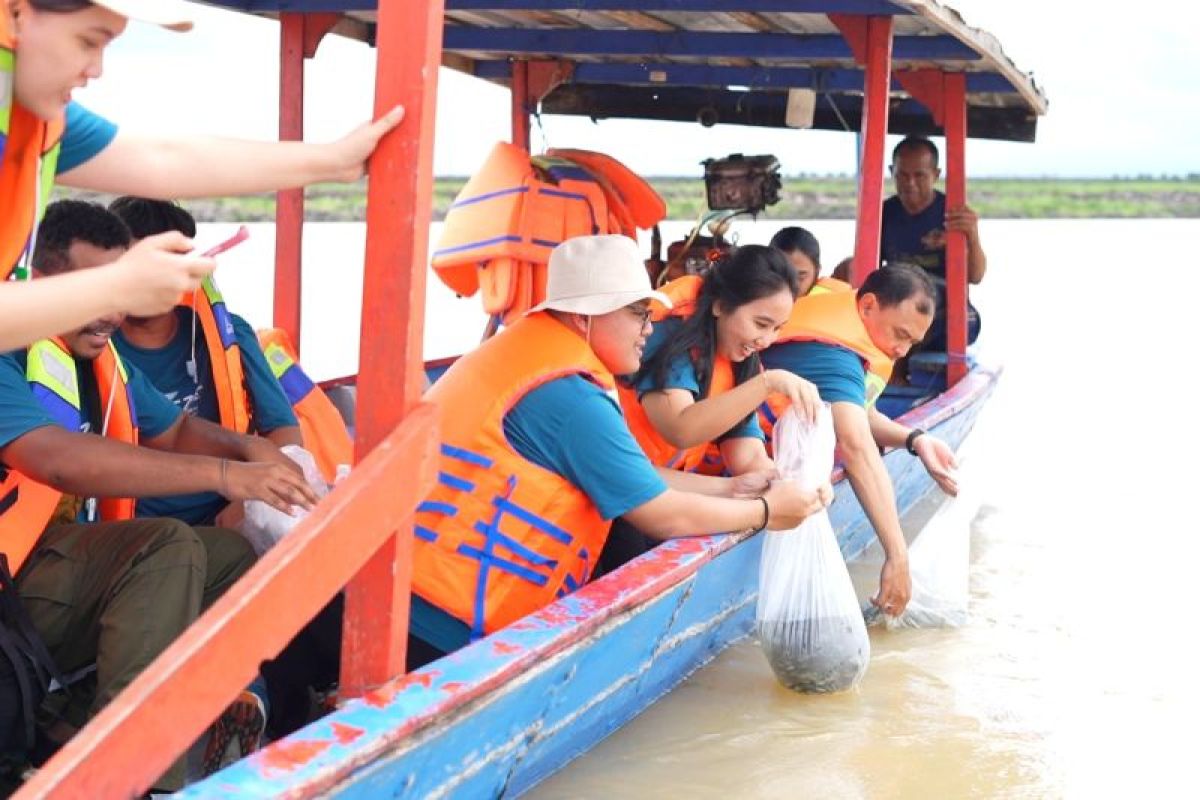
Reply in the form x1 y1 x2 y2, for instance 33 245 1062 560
56 176 1200 222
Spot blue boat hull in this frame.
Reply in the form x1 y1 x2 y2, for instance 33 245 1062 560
180 362 1000 799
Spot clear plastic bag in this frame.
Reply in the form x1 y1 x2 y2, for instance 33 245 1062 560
756 404 870 693
239 446 346 556
865 464 978 630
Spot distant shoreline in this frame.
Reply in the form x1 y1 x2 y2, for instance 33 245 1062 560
57 176 1200 221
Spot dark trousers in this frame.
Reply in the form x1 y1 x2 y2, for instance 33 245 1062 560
260 596 343 740
17 520 254 789
593 518 655 580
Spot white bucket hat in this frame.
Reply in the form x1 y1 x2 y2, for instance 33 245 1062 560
90 0 194 31
530 234 671 316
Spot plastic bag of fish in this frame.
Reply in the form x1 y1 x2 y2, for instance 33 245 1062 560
239 446 349 556
756 405 869 693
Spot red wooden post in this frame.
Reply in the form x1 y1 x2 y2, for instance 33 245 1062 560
341 0 445 696
275 14 305 351
512 59 530 151
943 72 969 385
849 16 893 286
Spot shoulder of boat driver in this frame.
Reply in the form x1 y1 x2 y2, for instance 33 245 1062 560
503 375 668 521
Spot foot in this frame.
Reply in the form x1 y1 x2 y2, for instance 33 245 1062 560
200 690 267 777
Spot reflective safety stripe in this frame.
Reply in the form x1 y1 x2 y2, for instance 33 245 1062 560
199 278 238 350
263 342 317 405
29 384 80 431
28 341 80 407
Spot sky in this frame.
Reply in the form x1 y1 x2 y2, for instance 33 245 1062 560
73 0 1200 178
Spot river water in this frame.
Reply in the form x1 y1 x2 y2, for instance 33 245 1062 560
200 217 1198 799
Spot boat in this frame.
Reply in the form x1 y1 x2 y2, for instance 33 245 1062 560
16 2 1046 797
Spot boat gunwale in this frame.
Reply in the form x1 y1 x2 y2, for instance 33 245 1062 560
182 357 1001 797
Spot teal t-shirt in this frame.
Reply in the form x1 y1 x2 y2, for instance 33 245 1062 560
413 373 669 653
113 308 298 524
57 102 118 174
633 317 763 442
0 347 182 524
0 349 180 449
760 340 867 407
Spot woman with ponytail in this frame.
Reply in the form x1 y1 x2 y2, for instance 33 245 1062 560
619 244 821 477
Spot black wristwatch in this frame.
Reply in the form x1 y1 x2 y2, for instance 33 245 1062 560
905 428 926 455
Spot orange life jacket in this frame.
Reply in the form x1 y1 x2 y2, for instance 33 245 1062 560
0 13 66 279
257 328 353 482
616 275 737 473
413 312 614 638
178 277 251 435
432 143 662 325
809 277 853 295
0 338 137 573
546 148 667 232
759 290 894 440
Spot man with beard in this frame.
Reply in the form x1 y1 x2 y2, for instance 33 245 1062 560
0 201 318 789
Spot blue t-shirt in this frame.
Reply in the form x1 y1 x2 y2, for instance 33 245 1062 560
0 346 181 457
413 374 669 653
633 318 763 442
113 308 298 524
57 103 119 175
760 341 867 407
880 190 946 277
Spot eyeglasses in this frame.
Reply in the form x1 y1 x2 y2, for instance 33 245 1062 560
625 304 653 326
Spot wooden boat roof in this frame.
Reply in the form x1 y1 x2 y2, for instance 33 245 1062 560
198 1 1047 142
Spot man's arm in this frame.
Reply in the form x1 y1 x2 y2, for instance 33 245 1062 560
945 205 987 284
147 414 301 475
867 407 958 495
0 425 314 513
56 108 404 198
831 401 911 614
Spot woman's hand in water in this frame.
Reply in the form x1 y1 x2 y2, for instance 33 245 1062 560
110 233 216 316
761 370 822 425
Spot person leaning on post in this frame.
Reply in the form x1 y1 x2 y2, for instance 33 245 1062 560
0 0 405 351
405 234 834 670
